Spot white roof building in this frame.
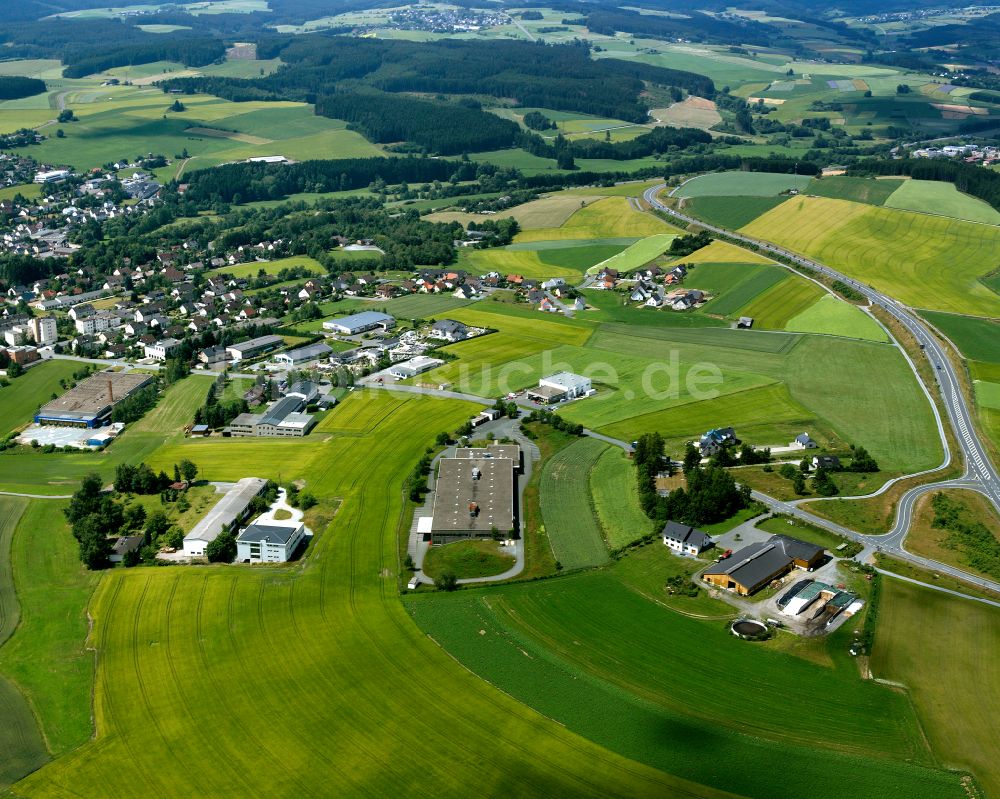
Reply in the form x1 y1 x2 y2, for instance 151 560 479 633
183 478 267 557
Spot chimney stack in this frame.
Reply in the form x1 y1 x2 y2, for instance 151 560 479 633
108 379 114 403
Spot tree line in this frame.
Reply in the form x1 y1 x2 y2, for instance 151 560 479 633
0 76 46 100
848 157 1000 211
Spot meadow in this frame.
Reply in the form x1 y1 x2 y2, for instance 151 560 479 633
13 392 706 798
741 196 1000 317
736 278 826 329
421 540 514 579
784 294 889 342
883 179 1000 225
684 195 788 229
805 176 903 205
871 579 1000 798
688 262 789 318
675 171 814 198
0 359 84 435
514 197 680 242
920 311 1000 361
677 239 775 265
406 557 968 799
539 437 611 570
587 233 676 274
209 255 325 278
590 446 654 548
905 489 1000 580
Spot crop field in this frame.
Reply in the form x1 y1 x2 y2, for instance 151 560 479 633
871 579 1000 798
674 171 814 198
652 96 721 130
690 263 790 318
14 393 708 799
590 447 654 548
514 197 680 242
735 277 827 329
456 246 591 281
741 196 1000 317
429 192 596 230
883 179 1000 225
684 195 788 229
209 255 325 278
587 233 676 274
785 294 889 342
539 437 611 570
921 312 1000 361
406 562 967 799
805 176 904 205
678 239 775 265
0 498 30 647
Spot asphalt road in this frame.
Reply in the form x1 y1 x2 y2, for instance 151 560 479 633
644 182 1000 593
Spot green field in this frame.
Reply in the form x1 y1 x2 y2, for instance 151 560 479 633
921 311 1000 362
742 196 1000 317
514 197 680 242
684 195 788 229
0 500 100 765
587 233 676 274
883 179 1000 225
405 554 967 799
379 293 476 320
579 290 727 328
539 438 610 570
0 360 86 435
422 540 514 579
590 447 654 548
15 392 714 798
736 276 827 329
210 255 325 278
675 171 814 198
785 294 890 342
688 262 789 317
805 176 904 205
871 579 1000 798
456 246 591 280
0 184 42 202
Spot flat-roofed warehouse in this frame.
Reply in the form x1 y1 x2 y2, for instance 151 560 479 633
35 371 154 428
430 446 519 543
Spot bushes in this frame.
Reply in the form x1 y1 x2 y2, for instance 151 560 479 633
930 493 1000 579
523 409 583 436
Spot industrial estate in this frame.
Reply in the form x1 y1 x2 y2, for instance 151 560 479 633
0 1 998 798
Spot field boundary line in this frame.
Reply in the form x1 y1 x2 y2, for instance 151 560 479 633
876 568 1000 609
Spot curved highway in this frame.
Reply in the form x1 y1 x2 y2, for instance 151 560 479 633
644 182 1000 593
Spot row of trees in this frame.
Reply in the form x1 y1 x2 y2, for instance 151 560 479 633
114 459 197 495
849 157 1000 211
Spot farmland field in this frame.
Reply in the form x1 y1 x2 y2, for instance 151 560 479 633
13 392 716 798
209 255 325 278
684 195 788 229
377 293 476 319
883 179 1000 225
539 437 610 570
805 176 904 205
406 558 967 799
674 171 814 198
678 238 775 265
920 311 1000 362
587 233 676 274
741 196 1000 317
785 294 889 342
736 277 827 329
590 447 654 548
0 360 87 435
690 262 789 318
456 246 592 281
514 197 680 242
871 579 1000 798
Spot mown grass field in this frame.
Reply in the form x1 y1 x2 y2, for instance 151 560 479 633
741 196 1000 317
921 311 1000 362
428 192 595 229
684 195 788 229
675 171 814 198
871 579 1000 798
0 360 84 435
805 176 903 205
590 447 654 548
678 238 775 265
785 294 889 342
406 558 967 799
377 293 475 320
689 262 789 317
15 392 709 798
579 290 726 328
456 246 590 281
883 179 1000 225
539 437 610 570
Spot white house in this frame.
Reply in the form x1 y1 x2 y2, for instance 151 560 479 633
791 432 817 449
144 337 181 361
236 522 306 563
526 372 592 404
662 521 712 555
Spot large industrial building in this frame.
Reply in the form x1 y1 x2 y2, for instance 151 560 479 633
323 311 395 336
183 477 268 557
34 371 155 428
272 342 332 366
226 334 285 362
227 396 317 437
526 372 592 404
429 444 520 543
